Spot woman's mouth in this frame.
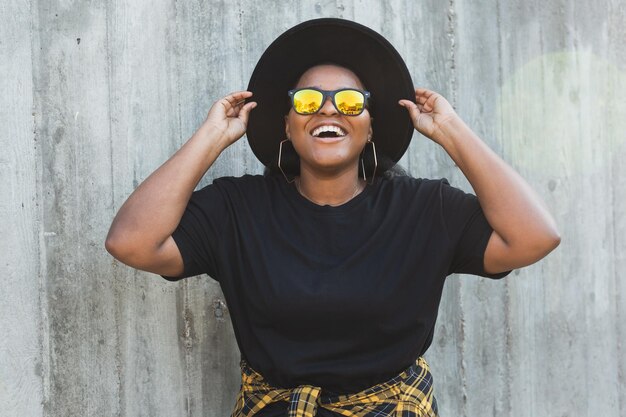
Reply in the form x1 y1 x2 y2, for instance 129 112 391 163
310 125 347 142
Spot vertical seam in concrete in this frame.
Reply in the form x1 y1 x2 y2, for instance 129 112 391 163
535 22 550 417
31 0 50 414
609 34 624 411
103 1 123 415
611 140 622 415
458 280 467 416
447 0 457 108
174 0 183 149
113 284 124 417
113 296 123 417
447 3 464 413
605 48 621 410
495 0 513 415
571 45 593 417
615 168 624 416
336 0 345 19
171 3 192 414
105 2 116 212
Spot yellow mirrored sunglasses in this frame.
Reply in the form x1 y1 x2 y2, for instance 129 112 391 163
288 88 371 116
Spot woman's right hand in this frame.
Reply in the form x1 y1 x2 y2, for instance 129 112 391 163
202 91 257 147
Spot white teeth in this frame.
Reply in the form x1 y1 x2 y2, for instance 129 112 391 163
311 125 347 137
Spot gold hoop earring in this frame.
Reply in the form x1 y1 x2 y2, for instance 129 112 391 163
360 140 378 185
278 139 296 183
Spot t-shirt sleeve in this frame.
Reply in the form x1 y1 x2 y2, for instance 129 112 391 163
161 182 230 282
439 179 512 279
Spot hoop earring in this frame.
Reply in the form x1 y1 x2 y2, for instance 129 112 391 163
360 140 378 185
278 139 296 183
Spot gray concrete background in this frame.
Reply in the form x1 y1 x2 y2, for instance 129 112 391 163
1 0 624 416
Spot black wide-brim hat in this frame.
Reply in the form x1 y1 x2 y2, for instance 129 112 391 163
246 18 415 166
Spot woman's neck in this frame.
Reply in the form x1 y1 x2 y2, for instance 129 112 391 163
295 168 365 206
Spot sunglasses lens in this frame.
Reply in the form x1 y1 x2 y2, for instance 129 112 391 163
293 89 324 114
335 90 365 115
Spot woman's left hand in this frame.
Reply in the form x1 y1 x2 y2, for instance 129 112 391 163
399 88 459 143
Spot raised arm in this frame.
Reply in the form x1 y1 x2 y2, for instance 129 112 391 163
399 89 560 274
105 91 256 277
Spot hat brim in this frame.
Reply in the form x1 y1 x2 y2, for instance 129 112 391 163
246 18 415 166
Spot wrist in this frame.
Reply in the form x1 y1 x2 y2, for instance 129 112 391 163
432 115 467 149
195 122 231 151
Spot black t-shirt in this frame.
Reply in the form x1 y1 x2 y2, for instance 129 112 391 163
164 174 510 397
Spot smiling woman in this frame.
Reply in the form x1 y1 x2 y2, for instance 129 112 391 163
105 18 560 417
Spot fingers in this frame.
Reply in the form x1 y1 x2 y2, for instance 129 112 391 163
237 101 257 125
399 88 437 107
415 88 434 95
415 89 439 111
415 89 454 114
398 99 420 119
221 91 254 117
221 91 257 129
399 100 427 133
223 90 253 104
222 91 251 107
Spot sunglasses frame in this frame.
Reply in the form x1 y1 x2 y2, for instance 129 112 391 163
288 87 371 116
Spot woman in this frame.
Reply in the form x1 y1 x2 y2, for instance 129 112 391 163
106 19 560 417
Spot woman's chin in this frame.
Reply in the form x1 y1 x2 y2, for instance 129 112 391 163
301 157 359 176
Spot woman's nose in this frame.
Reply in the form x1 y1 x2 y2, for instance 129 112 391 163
319 96 338 115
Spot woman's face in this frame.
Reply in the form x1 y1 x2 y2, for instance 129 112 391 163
285 64 373 177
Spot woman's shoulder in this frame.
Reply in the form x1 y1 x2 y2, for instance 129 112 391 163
207 173 284 199
377 174 450 191
374 176 466 208
210 173 283 188
212 173 264 184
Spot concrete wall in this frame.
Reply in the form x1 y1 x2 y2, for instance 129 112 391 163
1 0 624 416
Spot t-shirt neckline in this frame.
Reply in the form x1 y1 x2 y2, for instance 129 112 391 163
282 176 379 214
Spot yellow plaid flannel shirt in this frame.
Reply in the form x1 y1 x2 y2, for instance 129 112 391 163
231 356 439 417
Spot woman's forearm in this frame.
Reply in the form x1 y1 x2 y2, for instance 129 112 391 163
105 124 228 263
105 91 256 272
399 88 559 271
434 116 560 253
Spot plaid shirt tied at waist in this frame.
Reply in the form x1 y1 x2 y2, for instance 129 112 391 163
231 357 439 417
